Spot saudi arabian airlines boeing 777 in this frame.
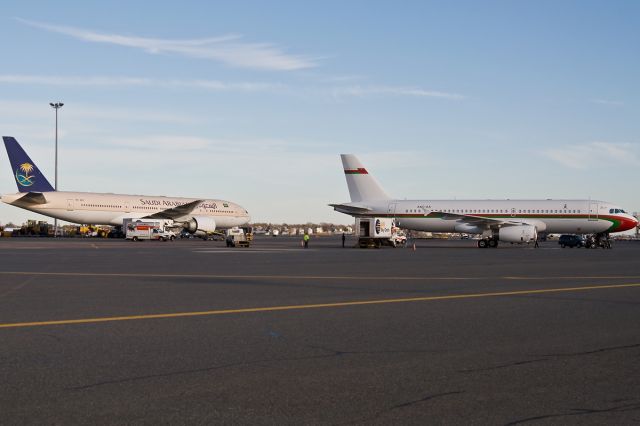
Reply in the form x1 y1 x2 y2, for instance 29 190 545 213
331 154 637 248
1 137 250 235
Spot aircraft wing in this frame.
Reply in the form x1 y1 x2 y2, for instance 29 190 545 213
144 199 204 220
14 192 48 205
329 203 373 215
434 212 531 228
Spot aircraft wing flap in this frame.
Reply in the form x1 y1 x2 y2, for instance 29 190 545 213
144 199 204 220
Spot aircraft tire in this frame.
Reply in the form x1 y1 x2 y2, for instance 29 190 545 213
478 239 488 248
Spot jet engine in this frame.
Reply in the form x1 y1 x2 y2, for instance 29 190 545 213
183 216 216 234
499 225 537 243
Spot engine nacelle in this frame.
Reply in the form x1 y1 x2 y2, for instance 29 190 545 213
499 225 537 243
183 216 217 234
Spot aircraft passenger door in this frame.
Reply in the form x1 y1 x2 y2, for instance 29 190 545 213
123 201 131 213
387 203 397 217
588 201 599 221
66 199 74 211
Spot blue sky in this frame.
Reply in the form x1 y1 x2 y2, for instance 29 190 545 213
0 1 638 225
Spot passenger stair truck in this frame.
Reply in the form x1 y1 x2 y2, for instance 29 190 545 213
125 219 175 241
225 226 253 247
356 217 396 248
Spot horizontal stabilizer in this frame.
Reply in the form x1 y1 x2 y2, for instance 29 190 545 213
14 192 48 205
329 203 373 215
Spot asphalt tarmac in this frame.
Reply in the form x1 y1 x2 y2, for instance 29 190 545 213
1 236 639 425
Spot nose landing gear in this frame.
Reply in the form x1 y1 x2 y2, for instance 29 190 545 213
585 233 612 249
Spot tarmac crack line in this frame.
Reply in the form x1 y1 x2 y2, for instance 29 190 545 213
0 282 639 329
504 402 640 425
459 343 640 374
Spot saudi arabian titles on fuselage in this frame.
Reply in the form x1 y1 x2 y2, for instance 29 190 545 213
1 137 250 234
330 154 638 247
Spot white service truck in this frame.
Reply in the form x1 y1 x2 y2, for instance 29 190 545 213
125 219 176 241
225 226 253 247
355 217 406 248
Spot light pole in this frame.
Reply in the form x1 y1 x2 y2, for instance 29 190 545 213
50 102 63 237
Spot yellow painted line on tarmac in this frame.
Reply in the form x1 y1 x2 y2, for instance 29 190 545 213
0 282 639 329
1 271 639 282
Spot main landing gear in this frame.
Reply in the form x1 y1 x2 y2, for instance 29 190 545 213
478 237 499 248
585 233 612 249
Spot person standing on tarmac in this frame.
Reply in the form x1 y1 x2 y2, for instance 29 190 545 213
342 232 346 248
303 232 310 248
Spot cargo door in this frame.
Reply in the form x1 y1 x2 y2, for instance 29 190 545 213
359 219 370 237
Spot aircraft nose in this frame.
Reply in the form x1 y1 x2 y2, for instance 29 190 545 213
618 215 639 232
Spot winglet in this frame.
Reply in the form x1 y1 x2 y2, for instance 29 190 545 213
3 137 55 193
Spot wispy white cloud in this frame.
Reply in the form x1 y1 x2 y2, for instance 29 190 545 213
590 99 624 106
106 135 296 153
0 75 465 102
331 85 465 100
543 141 640 169
0 99 199 125
0 74 283 93
16 18 317 71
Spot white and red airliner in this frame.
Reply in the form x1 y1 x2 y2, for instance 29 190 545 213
331 154 637 248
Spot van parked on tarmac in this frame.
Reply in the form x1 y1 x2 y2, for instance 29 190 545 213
558 234 584 248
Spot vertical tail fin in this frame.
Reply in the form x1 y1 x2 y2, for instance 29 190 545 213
3 136 55 193
340 154 390 202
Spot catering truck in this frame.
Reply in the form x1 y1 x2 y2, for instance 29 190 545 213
355 217 406 248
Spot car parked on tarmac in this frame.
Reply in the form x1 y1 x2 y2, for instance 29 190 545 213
558 234 584 248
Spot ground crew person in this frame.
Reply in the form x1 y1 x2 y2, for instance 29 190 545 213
342 232 346 248
303 232 310 248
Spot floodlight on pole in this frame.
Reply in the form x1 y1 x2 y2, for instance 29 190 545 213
50 102 63 236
